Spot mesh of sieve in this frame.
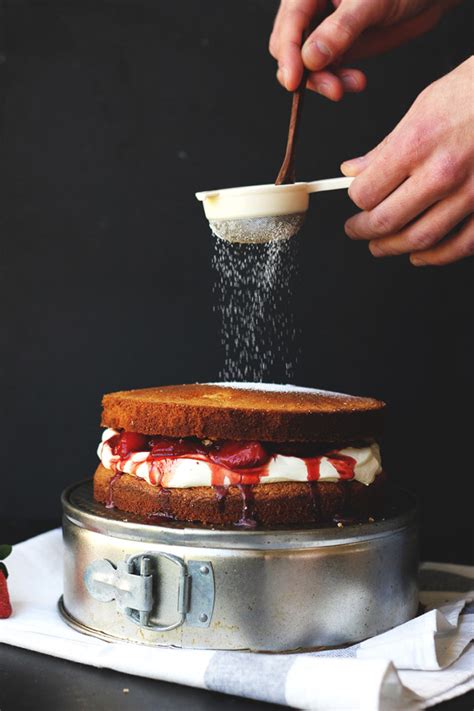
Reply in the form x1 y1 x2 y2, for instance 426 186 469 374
209 212 306 244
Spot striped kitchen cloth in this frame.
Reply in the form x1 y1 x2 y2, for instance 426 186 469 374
1 529 472 710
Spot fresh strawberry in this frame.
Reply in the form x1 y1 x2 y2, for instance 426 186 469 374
0 571 12 618
0 544 12 619
208 441 270 469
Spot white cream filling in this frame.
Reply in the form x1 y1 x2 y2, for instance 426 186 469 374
98 429 382 488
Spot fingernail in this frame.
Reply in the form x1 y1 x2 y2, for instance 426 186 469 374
369 242 382 257
341 156 366 177
315 40 331 56
303 40 332 69
344 221 357 238
276 67 288 89
410 256 428 266
315 81 331 97
340 73 357 91
280 66 290 90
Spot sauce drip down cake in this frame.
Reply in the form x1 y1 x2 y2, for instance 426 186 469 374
94 383 387 528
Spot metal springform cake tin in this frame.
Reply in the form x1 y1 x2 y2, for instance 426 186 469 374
60 480 419 652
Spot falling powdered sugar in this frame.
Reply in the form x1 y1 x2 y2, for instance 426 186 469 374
212 236 300 382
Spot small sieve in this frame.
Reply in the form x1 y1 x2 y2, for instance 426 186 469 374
196 177 353 243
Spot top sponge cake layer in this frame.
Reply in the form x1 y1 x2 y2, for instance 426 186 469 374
101 383 386 444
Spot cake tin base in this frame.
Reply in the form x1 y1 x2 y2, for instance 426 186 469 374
61 479 419 652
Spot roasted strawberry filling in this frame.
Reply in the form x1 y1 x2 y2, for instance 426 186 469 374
99 428 383 491
106 430 367 466
207 440 270 469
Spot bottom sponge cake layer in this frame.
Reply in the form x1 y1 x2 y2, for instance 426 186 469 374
93 463 387 528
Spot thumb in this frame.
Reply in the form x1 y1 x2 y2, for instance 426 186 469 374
302 0 383 71
340 139 388 176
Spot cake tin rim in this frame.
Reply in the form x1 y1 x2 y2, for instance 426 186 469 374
62 479 417 550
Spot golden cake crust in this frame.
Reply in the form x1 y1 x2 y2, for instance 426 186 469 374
101 383 385 443
93 463 387 527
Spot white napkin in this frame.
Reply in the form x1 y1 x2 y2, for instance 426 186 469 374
1 529 473 711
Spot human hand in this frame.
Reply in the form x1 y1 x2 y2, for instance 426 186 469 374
269 0 459 100
341 57 474 266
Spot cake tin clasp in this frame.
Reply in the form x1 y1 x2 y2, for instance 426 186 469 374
83 552 215 633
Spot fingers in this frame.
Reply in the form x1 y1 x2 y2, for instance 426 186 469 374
345 169 449 242
270 0 322 90
274 8 311 90
341 150 375 177
306 67 366 100
345 145 469 241
410 214 474 266
306 69 343 100
342 6 446 63
345 134 409 213
301 0 381 71
366 188 473 257
270 0 367 98
335 67 367 93
270 0 444 93
341 134 391 176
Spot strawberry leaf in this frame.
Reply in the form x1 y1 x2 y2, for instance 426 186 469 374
0 562 8 579
0 544 12 561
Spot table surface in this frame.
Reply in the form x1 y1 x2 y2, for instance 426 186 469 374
0 518 472 711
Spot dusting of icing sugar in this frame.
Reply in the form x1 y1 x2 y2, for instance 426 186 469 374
207 382 352 397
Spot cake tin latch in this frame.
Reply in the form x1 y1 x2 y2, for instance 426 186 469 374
83 553 215 633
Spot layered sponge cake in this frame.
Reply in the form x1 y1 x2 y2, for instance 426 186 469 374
94 383 387 528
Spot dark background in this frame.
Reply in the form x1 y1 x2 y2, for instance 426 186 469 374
0 0 472 561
